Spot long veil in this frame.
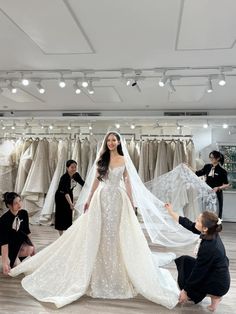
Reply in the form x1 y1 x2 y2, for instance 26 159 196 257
75 132 215 247
145 163 217 221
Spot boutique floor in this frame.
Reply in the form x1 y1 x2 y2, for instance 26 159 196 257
0 222 235 314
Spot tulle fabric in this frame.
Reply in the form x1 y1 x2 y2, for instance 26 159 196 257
75 132 203 247
10 165 179 309
145 163 217 221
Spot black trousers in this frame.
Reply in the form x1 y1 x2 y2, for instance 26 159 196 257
216 190 223 219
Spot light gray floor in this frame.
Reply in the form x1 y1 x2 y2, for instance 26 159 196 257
0 222 235 314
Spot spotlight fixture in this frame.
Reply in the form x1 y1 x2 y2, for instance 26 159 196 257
11 122 16 130
37 82 45 94
24 122 30 129
73 82 81 94
8 82 17 94
82 75 89 88
222 123 228 129
168 79 176 93
67 124 72 130
178 126 183 135
49 124 54 130
176 122 181 130
88 124 93 130
21 78 29 86
1 125 6 130
115 123 120 129
203 123 209 129
159 72 167 87
130 124 136 129
87 81 94 94
218 72 226 86
59 76 66 88
126 79 131 86
130 80 141 92
206 78 213 93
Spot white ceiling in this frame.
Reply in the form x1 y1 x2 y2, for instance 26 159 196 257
0 0 236 124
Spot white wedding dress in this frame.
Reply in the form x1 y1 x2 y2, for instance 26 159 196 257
10 165 179 309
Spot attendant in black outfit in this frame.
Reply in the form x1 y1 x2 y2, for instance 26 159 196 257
195 150 229 218
0 192 35 275
165 203 230 312
55 160 84 235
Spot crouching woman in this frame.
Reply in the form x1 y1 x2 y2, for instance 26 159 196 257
165 203 230 312
0 192 35 275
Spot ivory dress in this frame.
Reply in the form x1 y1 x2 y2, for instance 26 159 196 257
10 165 179 309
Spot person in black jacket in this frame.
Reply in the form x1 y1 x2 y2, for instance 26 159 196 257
0 192 35 275
55 160 84 235
165 203 230 312
195 150 229 218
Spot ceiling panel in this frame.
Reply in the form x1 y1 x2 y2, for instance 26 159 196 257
177 0 236 50
86 86 122 103
0 0 93 54
1 87 44 103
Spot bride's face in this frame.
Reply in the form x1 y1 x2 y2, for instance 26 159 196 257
106 134 120 151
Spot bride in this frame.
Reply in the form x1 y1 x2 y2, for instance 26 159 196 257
9 131 202 309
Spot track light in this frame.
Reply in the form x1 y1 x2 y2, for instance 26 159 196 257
203 123 209 128
218 73 226 86
11 122 16 130
87 81 94 94
168 79 176 93
37 82 45 94
131 80 141 92
176 123 181 130
159 72 167 87
222 123 228 129
59 77 66 88
126 79 131 86
88 124 93 130
21 78 29 86
82 76 88 87
73 82 81 94
24 122 29 129
49 124 53 130
115 123 120 129
207 79 213 93
8 82 17 94
130 124 135 129
67 124 72 130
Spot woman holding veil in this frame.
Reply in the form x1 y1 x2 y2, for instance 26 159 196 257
9 131 214 309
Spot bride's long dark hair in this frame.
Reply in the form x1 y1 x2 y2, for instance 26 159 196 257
97 132 123 181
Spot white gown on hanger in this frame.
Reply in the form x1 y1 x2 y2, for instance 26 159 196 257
10 165 179 309
39 140 68 225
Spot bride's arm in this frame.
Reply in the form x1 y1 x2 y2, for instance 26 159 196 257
123 168 135 209
84 171 100 212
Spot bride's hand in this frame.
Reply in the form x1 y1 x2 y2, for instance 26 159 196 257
84 201 90 213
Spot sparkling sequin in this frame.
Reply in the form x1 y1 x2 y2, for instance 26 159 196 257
88 165 136 298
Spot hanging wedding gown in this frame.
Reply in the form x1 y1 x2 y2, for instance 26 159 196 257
10 165 179 309
39 140 69 225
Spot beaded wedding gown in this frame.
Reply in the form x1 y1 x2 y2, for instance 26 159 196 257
10 165 179 309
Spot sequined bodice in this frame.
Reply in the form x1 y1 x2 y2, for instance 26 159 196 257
104 165 125 187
